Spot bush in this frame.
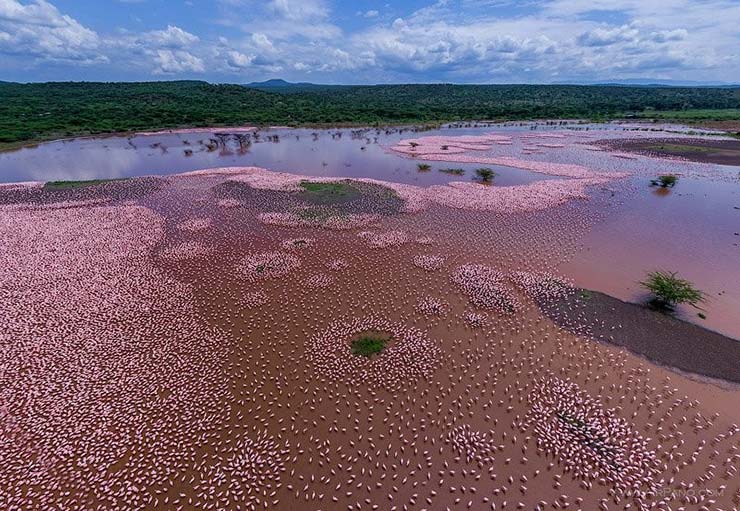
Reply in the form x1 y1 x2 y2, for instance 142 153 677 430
351 334 389 357
640 270 704 310
475 168 496 182
650 174 678 187
417 163 431 171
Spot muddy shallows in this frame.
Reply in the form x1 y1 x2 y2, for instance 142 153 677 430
1 131 739 511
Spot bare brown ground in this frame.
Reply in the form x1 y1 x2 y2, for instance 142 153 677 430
685 120 740 133
597 137 740 165
539 289 740 383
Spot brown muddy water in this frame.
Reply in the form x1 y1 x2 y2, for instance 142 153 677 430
0 123 738 511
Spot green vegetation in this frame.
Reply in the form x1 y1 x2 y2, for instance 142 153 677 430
351 332 391 357
579 290 593 301
475 168 496 183
641 270 705 310
417 163 431 171
300 180 355 195
299 180 361 205
650 174 678 187
44 178 125 190
439 167 466 175
2 81 740 150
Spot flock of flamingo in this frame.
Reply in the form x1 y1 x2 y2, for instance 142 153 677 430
0 125 738 510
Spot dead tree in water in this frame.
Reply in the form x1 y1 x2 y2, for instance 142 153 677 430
234 134 251 152
214 133 230 148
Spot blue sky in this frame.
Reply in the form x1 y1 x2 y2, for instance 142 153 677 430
1 0 739 84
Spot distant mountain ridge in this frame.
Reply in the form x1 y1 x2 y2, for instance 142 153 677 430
245 79 329 89
246 78 740 89
554 78 740 88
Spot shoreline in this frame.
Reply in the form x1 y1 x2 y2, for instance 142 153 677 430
2 117 736 156
539 288 740 384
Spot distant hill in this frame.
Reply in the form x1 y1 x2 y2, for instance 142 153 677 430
245 79 333 92
247 77 740 89
556 78 740 88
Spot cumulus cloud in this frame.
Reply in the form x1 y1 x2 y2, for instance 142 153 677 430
225 50 254 69
153 49 204 74
107 24 203 75
0 0 103 63
146 25 199 48
578 24 639 47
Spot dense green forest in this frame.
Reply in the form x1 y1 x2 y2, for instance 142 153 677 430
2 80 740 149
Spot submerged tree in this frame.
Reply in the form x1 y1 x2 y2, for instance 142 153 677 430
640 270 704 310
475 168 496 183
650 174 678 188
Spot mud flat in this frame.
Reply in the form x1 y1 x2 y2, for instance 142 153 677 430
596 137 740 165
538 289 740 384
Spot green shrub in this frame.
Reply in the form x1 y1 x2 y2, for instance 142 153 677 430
351 333 390 357
44 178 126 190
640 270 704 310
417 163 431 171
650 174 678 188
475 168 496 182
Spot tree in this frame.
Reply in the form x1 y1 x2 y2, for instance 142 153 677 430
640 270 704 310
475 168 496 183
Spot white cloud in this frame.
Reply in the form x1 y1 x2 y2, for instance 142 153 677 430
146 25 199 48
217 0 341 40
0 0 103 63
578 24 639 47
153 49 204 74
225 49 254 69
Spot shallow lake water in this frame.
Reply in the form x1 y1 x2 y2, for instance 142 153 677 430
562 175 740 338
0 122 628 186
1 122 739 510
1 122 738 338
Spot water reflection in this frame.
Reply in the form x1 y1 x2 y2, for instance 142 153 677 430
1 125 578 186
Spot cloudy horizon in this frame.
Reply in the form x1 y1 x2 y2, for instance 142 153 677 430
1 0 739 84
